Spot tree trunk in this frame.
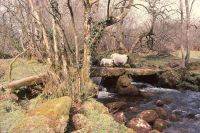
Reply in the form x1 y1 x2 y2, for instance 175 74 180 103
67 0 81 93
67 0 79 68
185 0 190 66
118 1 128 52
28 0 52 64
82 7 92 86
52 19 59 66
179 0 185 68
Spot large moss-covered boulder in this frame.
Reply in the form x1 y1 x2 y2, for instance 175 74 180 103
75 99 135 133
158 70 181 88
13 96 72 133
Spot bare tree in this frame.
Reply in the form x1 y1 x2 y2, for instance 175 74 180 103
179 0 185 67
181 0 196 67
130 0 175 53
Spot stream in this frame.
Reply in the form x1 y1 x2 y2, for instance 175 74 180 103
96 81 200 133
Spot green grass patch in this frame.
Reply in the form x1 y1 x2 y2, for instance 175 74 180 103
0 58 49 85
129 54 178 68
0 100 26 133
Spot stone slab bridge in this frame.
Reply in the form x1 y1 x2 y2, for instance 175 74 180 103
90 67 164 77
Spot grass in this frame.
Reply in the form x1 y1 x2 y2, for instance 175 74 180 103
76 98 135 133
129 53 178 68
172 50 200 59
129 50 200 68
0 58 49 85
0 100 26 133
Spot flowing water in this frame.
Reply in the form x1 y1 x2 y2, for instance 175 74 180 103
97 81 200 133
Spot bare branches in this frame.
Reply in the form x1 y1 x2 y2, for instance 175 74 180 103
189 0 196 14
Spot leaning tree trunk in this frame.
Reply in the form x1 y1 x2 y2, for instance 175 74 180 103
28 0 52 64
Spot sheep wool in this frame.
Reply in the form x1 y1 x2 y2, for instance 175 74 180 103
100 58 114 66
111 53 128 66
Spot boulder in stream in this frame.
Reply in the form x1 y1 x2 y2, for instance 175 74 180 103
154 107 168 120
155 100 164 107
113 111 126 123
106 101 127 112
169 114 179 122
137 110 159 123
127 118 152 133
153 118 168 132
150 129 161 133
116 75 139 96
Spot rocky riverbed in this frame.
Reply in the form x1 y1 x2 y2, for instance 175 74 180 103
97 82 200 133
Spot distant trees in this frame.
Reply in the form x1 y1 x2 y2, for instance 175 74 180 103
179 0 196 67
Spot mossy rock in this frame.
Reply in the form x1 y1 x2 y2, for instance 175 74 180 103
195 75 200 85
177 81 199 91
29 96 72 120
189 74 200 86
75 98 135 133
158 70 181 88
186 76 198 84
13 115 55 133
0 101 25 133
80 98 109 115
13 96 72 133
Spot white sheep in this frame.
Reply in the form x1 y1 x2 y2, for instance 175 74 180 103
100 58 114 67
111 53 128 66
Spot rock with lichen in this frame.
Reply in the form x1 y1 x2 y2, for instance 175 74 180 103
127 118 152 133
137 110 158 123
